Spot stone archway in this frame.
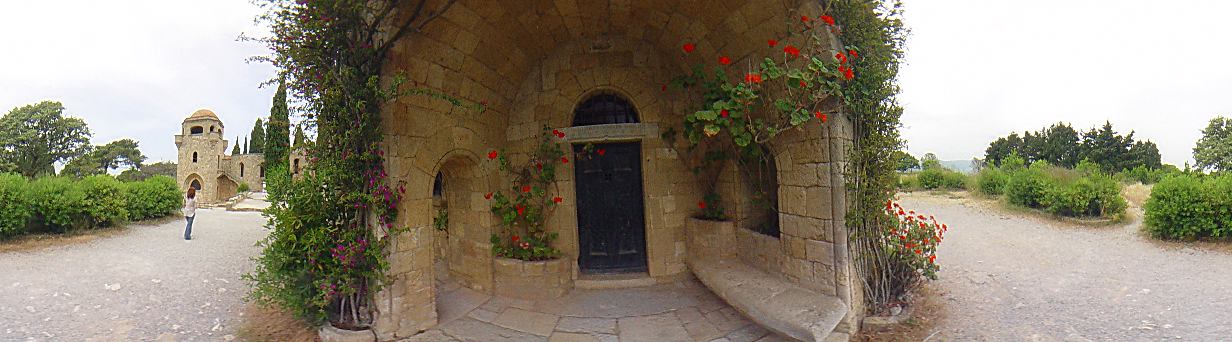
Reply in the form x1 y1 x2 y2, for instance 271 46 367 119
430 152 493 293
215 175 239 203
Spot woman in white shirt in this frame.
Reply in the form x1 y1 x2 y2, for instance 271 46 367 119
183 188 197 240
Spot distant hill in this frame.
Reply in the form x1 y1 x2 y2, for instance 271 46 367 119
940 160 975 174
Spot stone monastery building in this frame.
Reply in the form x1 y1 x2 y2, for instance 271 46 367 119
174 109 265 204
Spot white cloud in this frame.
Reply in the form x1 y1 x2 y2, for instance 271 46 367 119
898 0 1232 166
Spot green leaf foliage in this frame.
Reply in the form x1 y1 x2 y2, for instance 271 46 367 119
0 101 92 178
124 176 183 221
1193 116 1232 172
1144 173 1232 240
0 173 32 238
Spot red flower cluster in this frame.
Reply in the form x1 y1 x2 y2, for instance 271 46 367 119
488 150 498 159
522 185 531 193
814 111 827 122
485 192 493 200
820 15 835 26
552 196 563 203
783 45 800 58
767 39 778 47
561 157 569 164
744 73 763 83
720 109 730 118
682 43 696 53
884 200 948 268
697 201 707 209
596 148 606 156
718 56 731 65
551 129 566 138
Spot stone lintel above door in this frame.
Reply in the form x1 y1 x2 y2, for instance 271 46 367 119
560 123 658 144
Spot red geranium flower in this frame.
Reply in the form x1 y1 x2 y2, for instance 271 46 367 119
597 148 606 156
767 39 778 47
814 111 827 122
784 45 800 57
835 52 847 64
799 80 807 88
661 84 667 92
849 49 858 59
720 109 729 118
561 157 569 164
929 255 936 263
522 185 531 193
488 150 498 159
842 66 854 80
744 73 763 83
698 201 707 209
553 196 563 203
682 43 695 53
512 235 520 242
801 15 810 23
515 204 525 215
484 192 493 200
718 56 731 65
820 15 835 25
520 241 531 249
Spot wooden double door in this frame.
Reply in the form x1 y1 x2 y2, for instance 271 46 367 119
573 142 647 273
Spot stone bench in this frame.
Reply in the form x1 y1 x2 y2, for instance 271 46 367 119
686 219 850 341
690 257 848 342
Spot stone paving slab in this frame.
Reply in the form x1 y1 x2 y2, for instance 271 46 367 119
402 276 789 342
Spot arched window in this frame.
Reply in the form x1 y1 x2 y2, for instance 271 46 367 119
572 94 638 126
432 172 444 198
190 126 204 135
240 163 245 177
192 152 198 163
259 165 265 178
293 159 300 174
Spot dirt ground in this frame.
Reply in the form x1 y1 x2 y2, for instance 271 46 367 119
867 190 1232 341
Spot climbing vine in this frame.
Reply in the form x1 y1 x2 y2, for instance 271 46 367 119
828 0 919 314
244 0 471 328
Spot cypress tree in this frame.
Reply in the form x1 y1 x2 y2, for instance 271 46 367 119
250 118 265 154
264 80 290 171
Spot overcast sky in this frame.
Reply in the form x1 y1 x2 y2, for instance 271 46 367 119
1 1 1229 167
0 1 275 164
899 0 1232 166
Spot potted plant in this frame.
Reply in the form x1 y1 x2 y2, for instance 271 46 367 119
485 126 573 299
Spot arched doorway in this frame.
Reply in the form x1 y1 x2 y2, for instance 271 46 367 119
571 93 647 273
431 153 493 291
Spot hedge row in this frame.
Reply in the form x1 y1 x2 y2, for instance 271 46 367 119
1144 173 1232 240
977 160 1126 218
0 174 183 238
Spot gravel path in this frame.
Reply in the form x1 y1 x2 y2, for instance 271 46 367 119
900 192 1232 341
0 208 268 341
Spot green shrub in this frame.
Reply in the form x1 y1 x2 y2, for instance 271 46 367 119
1005 167 1052 208
125 176 183 220
976 167 1009 195
1209 175 1232 238
78 175 129 228
918 168 967 190
1144 175 1218 240
1042 174 1125 217
238 182 251 193
897 173 919 191
27 177 87 232
0 173 32 238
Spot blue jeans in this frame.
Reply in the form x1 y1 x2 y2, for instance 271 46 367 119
184 216 195 240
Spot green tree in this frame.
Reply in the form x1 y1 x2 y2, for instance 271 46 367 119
293 124 307 148
1079 122 1133 173
1127 140 1162 170
264 80 291 172
1194 116 1232 172
118 161 177 182
892 150 918 172
985 132 1023 166
0 101 92 178
1039 123 1080 167
61 139 147 177
232 137 242 155
920 152 942 170
250 118 266 154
